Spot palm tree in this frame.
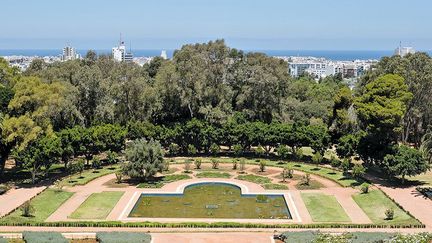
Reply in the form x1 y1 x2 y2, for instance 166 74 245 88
420 128 432 164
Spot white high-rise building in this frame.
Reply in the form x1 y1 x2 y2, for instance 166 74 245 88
394 43 415 57
62 45 80 61
112 36 133 62
161 50 168 60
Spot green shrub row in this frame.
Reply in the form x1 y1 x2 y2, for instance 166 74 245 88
22 231 68 243
0 221 425 229
96 232 151 243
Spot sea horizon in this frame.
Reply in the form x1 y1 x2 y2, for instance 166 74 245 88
1 49 432 61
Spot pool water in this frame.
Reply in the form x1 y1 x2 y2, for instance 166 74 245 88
129 182 291 219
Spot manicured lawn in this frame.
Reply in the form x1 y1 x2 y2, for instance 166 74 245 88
69 191 124 219
407 171 432 186
196 171 232 178
236 174 272 184
263 183 288 190
294 180 324 190
301 193 350 222
129 183 291 219
137 174 191 188
352 189 420 225
61 165 120 186
1 189 73 223
170 157 361 187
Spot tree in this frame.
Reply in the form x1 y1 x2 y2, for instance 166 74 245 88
352 164 366 179
14 134 60 184
355 74 413 164
383 145 430 183
311 152 323 168
336 133 362 159
122 139 164 181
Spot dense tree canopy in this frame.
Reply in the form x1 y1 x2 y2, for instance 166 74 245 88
0 40 431 182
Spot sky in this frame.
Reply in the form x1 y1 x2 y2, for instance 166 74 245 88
1 0 432 50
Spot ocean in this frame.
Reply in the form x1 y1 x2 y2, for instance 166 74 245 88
1 49 431 61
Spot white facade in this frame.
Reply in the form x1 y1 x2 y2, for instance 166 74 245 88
286 56 374 79
112 39 133 62
62 46 79 61
394 46 415 57
161 50 168 60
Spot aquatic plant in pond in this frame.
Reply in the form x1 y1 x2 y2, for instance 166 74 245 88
129 183 291 219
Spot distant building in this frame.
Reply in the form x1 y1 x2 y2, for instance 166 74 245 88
112 36 133 62
394 44 415 57
161 50 168 60
287 56 374 79
62 45 80 61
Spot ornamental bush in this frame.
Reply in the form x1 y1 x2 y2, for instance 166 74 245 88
96 232 151 243
22 231 68 243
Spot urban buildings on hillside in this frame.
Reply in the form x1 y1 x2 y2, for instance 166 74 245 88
284 56 376 79
62 45 80 61
112 36 133 62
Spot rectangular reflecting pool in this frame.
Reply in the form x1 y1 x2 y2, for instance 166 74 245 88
129 182 292 219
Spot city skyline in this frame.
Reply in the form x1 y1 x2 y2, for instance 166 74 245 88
2 0 432 50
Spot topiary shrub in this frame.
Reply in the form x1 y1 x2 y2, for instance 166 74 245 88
96 232 152 243
20 201 35 217
211 158 219 169
352 164 365 179
239 159 246 173
232 159 238 170
360 183 370 194
184 159 192 173
115 172 123 184
385 208 394 220
259 160 266 172
194 159 202 169
22 231 68 243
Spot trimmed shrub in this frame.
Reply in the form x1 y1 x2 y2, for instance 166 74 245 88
168 143 180 156
239 159 246 173
115 172 123 184
194 159 202 169
211 158 219 169
295 148 304 160
352 164 365 179
184 159 192 172
259 160 266 172
330 156 341 168
106 150 118 165
96 232 151 243
232 159 238 170
20 201 35 217
281 231 318 243
22 231 68 243
360 183 370 194
385 208 394 220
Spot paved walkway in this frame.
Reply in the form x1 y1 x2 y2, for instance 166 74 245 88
0 185 46 217
45 163 372 225
365 173 432 229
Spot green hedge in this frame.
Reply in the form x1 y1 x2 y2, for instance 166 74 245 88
0 221 425 229
96 232 151 243
22 231 68 243
281 231 318 243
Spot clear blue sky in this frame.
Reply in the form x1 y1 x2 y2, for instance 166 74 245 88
1 0 431 50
